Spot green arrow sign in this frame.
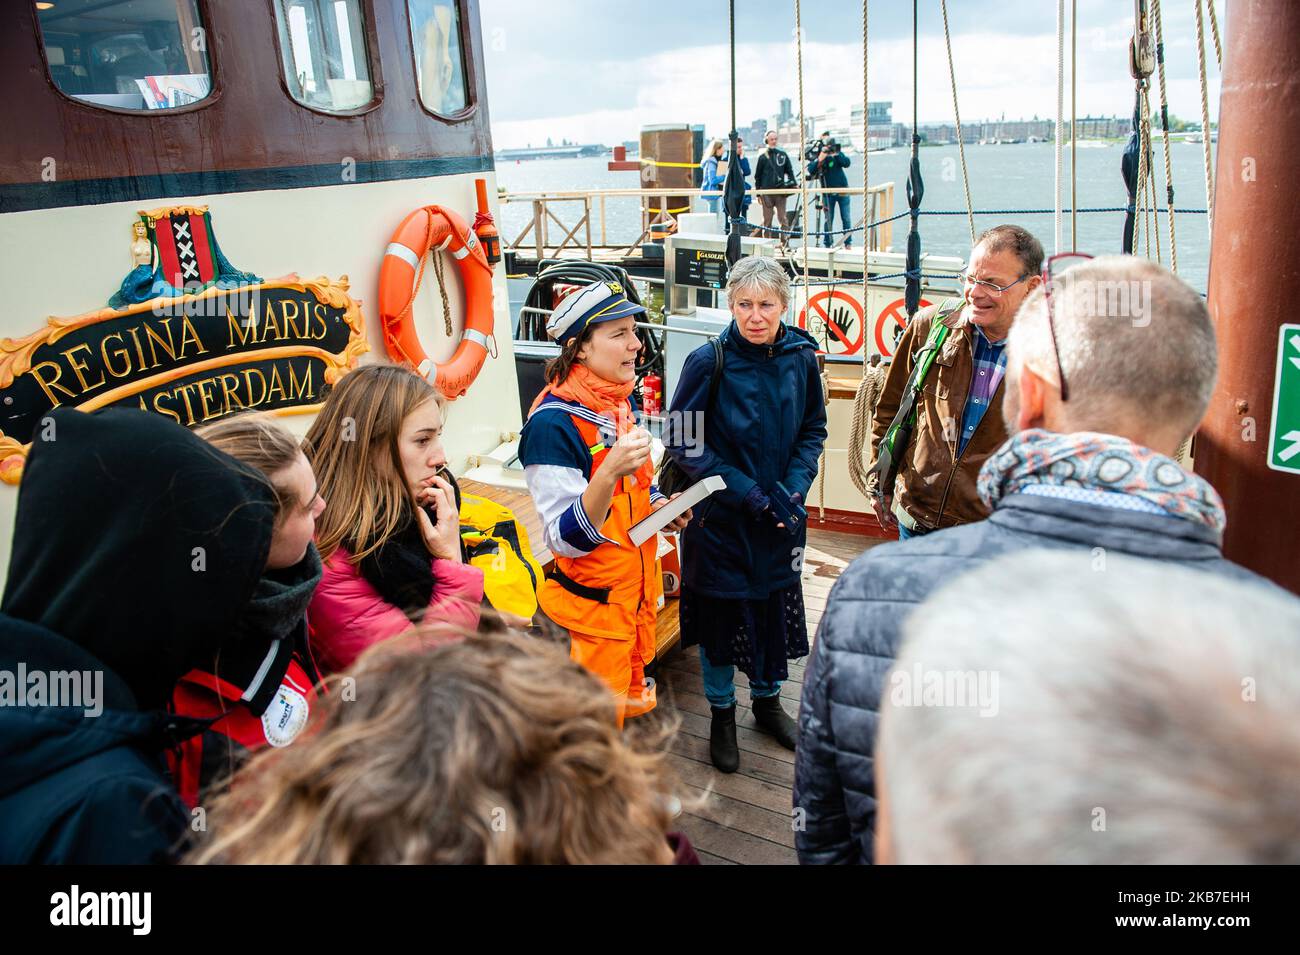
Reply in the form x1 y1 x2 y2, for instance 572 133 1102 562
1268 323 1300 474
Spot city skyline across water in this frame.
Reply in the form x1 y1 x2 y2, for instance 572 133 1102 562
497 140 1216 293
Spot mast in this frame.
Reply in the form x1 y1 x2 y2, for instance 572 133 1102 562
1193 0 1300 595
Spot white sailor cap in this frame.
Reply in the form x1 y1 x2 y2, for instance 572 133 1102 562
546 280 646 344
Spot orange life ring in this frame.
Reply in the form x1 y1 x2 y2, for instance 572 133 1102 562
378 205 495 399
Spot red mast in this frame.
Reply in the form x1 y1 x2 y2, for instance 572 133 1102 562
1194 0 1300 594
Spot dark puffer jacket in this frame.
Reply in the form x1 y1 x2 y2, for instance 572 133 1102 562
793 491 1291 864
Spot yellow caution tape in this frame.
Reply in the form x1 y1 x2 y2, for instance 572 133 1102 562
640 158 700 169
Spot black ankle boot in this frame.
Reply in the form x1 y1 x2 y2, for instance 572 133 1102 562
751 694 798 751
709 705 740 773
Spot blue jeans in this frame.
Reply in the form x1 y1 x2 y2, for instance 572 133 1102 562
897 521 934 540
822 194 852 247
700 645 780 709
701 196 719 214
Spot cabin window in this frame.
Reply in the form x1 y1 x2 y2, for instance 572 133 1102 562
408 0 469 116
36 0 213 111
274 0 374 112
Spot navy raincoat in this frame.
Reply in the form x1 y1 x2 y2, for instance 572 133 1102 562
665 321 827 600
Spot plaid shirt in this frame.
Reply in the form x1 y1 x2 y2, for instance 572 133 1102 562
958 325 1008 456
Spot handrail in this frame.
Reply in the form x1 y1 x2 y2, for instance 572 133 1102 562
497 183 896 259
499 184 894 200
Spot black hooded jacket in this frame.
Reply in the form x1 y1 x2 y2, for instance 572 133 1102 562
0 407 275 863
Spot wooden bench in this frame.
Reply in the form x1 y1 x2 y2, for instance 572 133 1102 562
459 478 684 659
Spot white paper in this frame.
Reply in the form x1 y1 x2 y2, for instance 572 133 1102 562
628 475 726 547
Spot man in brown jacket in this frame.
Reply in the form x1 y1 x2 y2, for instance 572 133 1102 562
870 225 1044 536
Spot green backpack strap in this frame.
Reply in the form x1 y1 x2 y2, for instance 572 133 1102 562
867 299 960 497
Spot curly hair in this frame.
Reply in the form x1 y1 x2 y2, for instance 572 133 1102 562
187 630 682 864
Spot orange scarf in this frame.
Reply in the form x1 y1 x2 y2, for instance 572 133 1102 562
530 365 655 489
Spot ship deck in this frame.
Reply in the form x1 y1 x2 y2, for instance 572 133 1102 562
650 526 884 865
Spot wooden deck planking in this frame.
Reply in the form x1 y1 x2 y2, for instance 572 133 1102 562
653 527 886 865
678 783 797 848
673 813 797 866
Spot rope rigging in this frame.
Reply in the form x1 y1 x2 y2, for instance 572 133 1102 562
1055 0 1065 253
1194 0 1216 241
1152 0 1179 273
940 0 975 245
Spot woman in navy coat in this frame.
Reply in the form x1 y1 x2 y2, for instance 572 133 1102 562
664 255 827 773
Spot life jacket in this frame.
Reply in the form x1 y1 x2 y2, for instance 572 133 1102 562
537 411 662 642
167 652 319 809
459 492 544 619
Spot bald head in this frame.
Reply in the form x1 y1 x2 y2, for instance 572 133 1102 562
1002 256 1217 453
879 550 1300 864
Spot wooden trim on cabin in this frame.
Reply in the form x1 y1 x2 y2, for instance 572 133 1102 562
807 506 897 541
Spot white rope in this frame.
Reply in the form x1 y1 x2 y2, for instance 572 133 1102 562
848 363 888 501
1134 85 1147 258
1147 91 1162 264
1152 0 1178 273
1194 0 1215 241
816 367 829 520
794 0 811 297
1206 0 1223 68
1070 0 1078 249
845 0 875 507
1055 0 1064 254
940 0 974 245
861 0 868 258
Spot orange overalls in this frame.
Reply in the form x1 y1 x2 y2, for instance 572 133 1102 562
537 413 662 728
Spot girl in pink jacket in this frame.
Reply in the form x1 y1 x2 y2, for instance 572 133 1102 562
305 365 484 674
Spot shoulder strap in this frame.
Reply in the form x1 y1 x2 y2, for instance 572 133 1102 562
866 300 960 495
907 298 961 390
703 334 725 412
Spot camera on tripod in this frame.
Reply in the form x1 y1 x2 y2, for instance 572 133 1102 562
804 138 840 161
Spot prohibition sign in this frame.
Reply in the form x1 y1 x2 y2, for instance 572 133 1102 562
875 296 932 358
798 289 864 355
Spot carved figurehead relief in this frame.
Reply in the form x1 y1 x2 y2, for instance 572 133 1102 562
0 205 368 483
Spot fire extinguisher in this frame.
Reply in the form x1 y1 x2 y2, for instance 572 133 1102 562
641 372 663 417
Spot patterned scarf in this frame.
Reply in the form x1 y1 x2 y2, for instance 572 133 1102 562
530 364 654 488
977 428 1226 533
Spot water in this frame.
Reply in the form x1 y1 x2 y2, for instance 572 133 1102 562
496 141 1215 292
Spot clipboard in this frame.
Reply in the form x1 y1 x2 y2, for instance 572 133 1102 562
628 475 726 547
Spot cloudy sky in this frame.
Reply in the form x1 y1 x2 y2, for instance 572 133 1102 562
480 0 1225 149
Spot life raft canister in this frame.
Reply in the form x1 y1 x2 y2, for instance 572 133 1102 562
378 204 496 399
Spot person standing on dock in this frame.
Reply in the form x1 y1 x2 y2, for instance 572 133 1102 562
754 130 797 244
665 256 827 774
519 282 692 728
807 135 852 248
699 139 725 215
868 225 1044 537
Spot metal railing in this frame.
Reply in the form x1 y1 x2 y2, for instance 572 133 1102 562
498 183 895 261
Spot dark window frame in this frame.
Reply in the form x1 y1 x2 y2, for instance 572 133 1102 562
31 0 221 117
406 0 477 123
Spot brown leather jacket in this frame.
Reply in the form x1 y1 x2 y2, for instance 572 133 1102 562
869 302 1010 530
